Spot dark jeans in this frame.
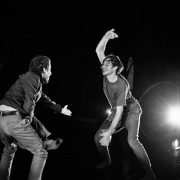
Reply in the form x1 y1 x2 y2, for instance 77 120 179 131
94 106 153 172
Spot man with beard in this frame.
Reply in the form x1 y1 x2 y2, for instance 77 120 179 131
0 55 72 180
94 29 156 180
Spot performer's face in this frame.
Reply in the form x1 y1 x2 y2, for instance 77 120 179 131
42 61 52 84
101 60 116 76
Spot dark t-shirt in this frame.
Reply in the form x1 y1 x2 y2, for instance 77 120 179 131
103 74 141 122
0 71 62 116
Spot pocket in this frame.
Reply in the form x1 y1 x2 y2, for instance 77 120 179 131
13 119 31 128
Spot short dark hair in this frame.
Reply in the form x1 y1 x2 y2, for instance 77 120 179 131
29 55 50 74
103 54 124 74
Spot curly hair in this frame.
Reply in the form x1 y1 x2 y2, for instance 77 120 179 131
29 55 50 74
103 54 124 74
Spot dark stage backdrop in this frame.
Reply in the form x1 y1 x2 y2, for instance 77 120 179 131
1 1 180 119
2 3 180 180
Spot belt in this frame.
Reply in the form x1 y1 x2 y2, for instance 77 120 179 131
0 111 18 116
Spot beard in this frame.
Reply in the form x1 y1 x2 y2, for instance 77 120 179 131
42 77 49 84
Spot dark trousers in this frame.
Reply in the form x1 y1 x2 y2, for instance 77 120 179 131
94 108 153 172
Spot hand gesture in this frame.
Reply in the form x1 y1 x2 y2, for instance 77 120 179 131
104 29 118 39
61 105 72 116
99 129 112 146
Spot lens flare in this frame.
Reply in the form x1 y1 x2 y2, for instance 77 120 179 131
167 106 180 125
172 139 180 150
106 109 111 115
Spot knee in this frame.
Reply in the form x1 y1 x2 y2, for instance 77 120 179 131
128 137 140 148
3 143 17 157
34 148 48 159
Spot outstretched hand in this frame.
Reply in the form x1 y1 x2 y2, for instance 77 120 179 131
61 105 72 116
104 29 118 39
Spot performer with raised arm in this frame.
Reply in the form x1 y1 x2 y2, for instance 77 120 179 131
94 29 155 180
0 55 72 180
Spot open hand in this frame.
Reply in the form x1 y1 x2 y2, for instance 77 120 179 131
105 29 118 39
61 105 72 116
99 129 112 146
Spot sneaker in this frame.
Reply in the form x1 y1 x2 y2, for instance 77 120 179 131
44 138 63 150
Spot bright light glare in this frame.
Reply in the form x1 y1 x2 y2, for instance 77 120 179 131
172 139 180 150
106 109 111 115
175 139 178 147
167 106 180 125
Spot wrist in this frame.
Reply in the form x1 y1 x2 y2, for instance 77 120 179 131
104 35 109 39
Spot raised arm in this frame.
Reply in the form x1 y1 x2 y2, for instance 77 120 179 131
95 29 118 64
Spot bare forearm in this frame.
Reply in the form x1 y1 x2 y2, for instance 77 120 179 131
95 36 109 63
96 35 109 53
109 107 123 133
95 29 118 63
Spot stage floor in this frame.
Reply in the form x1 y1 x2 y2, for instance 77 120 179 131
1 116 180 180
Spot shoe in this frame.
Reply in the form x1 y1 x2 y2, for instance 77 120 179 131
44 138 63 150
96 161 112 168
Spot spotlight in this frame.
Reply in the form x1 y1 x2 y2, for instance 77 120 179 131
172 139 180 150
167 106 180 126
106 109 111 116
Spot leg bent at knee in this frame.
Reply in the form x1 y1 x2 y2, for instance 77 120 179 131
3 143 17 158
27 148 48 180
0 144 17 180
128 137 142 149
33 146 48 159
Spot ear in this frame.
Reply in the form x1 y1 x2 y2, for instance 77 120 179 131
113 66 118 74
113 66 118 71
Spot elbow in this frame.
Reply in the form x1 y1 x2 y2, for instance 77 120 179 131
95 48 99 54
95 45 101 54
95 50 100 58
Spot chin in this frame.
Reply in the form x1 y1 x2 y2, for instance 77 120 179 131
42 78 49 84
103 72 110 76
102 71 107 75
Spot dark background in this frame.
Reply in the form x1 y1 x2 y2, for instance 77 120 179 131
1 1 180 179
1 1 180 113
